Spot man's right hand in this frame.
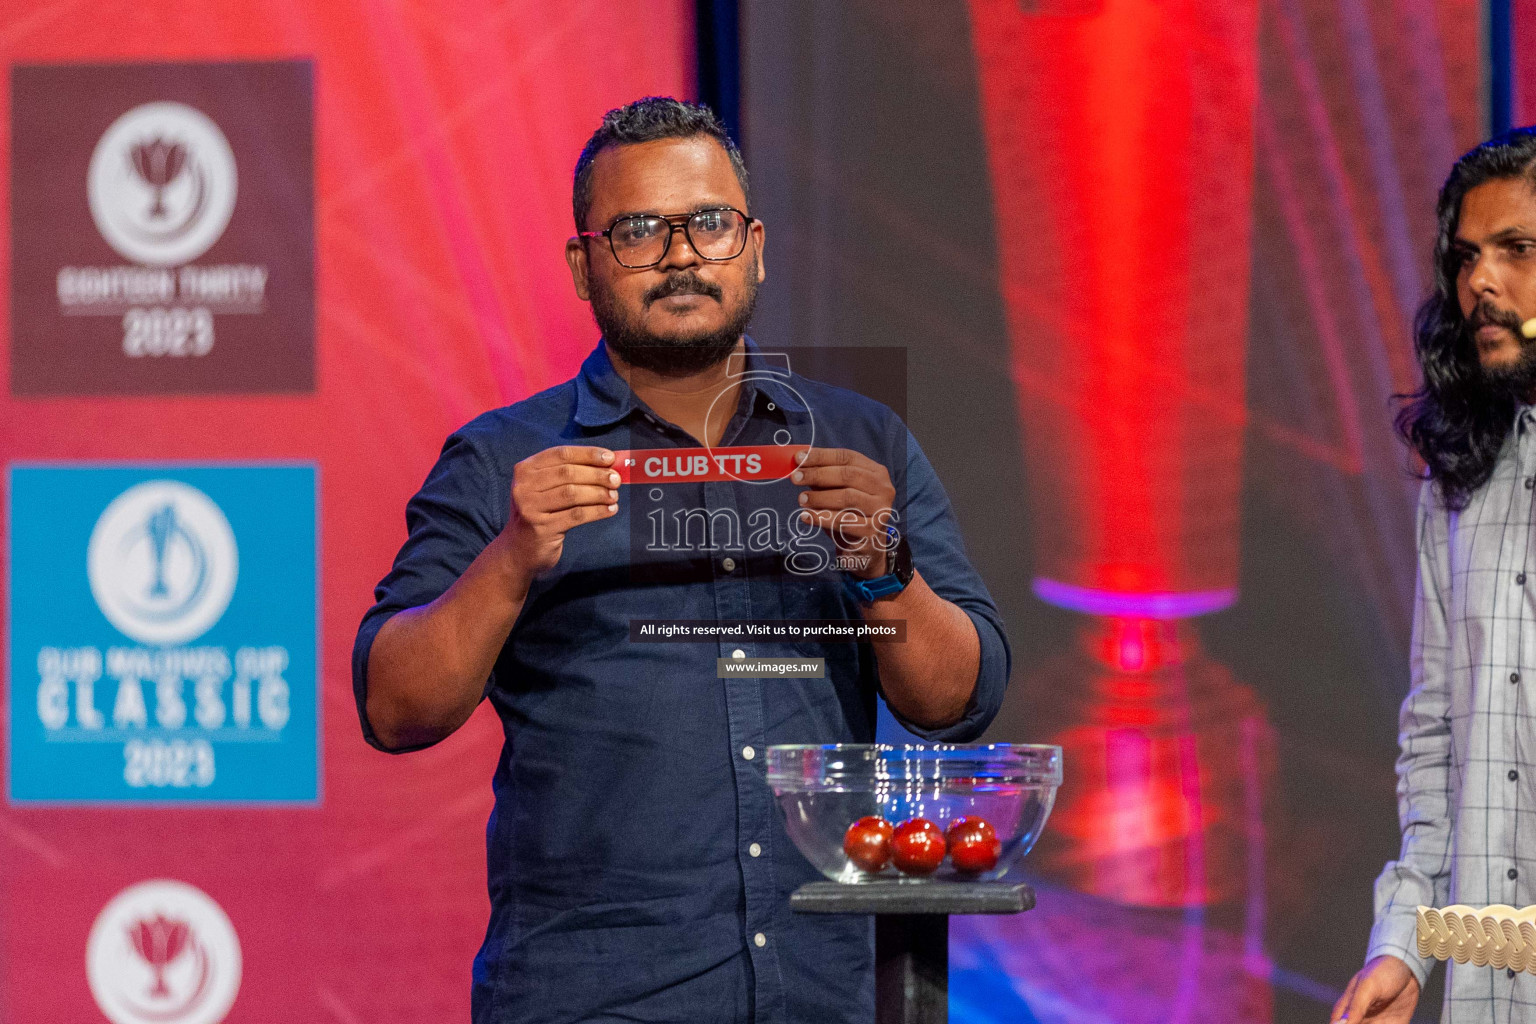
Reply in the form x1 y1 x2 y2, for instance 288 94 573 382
364 444 618 750
503 445 619 583
1330 956 1419 1024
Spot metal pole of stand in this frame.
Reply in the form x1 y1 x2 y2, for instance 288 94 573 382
791 880 1035 1024
875 914 948 1024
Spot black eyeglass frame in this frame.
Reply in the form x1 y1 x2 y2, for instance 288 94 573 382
578 206 757 269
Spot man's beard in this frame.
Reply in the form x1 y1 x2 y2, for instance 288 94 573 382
591 258 759 375
1470 299 1536 400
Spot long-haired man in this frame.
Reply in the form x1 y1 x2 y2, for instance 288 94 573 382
1335 128 1536 1023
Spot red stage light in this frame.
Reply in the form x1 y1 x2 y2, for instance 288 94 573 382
967 0 1273 917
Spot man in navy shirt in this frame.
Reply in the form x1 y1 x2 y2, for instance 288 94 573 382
353 97 1010 1024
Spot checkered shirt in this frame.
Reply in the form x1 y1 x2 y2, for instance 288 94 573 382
1369 406 1536 1022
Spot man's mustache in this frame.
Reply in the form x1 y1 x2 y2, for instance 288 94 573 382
645 273 722 305
1470 301 1524 334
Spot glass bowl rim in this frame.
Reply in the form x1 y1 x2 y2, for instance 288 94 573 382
765 742 1063 786
766 742 1060 753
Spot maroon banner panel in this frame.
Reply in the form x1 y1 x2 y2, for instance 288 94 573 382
10 60 314 394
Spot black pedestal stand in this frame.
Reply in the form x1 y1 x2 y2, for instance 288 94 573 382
790 880 1035 1024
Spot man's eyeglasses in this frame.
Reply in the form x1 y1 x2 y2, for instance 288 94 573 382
579 207 755 269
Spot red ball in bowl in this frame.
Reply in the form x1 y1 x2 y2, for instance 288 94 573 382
944 817 1001 874
891 818 947 876
843 816 895 873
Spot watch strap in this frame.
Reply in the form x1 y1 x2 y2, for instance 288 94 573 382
843 532 912 605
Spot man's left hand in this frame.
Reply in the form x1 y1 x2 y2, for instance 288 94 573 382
792 447 897 579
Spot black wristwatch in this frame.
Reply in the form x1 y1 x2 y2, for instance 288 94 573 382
843 528 914 605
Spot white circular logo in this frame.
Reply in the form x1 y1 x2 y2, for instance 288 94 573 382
88 480 238 647
88 101 238 267
86 879 242 1024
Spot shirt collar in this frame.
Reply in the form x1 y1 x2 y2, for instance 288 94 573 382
1517 403 1536 435
573 336 806 430
573 342 638 428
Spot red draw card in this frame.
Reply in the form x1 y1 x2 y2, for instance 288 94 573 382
611 445 811 484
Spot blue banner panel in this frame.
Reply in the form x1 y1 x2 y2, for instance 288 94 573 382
7 464 318 804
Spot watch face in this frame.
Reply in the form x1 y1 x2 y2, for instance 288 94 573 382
892 535 915 586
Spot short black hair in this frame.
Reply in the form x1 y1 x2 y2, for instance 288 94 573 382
572 96 749 231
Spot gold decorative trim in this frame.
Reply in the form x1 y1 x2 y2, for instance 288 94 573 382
1416 906 1536 972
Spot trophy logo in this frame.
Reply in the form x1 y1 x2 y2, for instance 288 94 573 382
87 101 237 267
129 914 195 997
130 138 188 220
87 480 238 646
87 880 241 1024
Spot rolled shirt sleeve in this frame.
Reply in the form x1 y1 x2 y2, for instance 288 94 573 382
880 432 1011 742
351 431 505 752
1366 482 1454 987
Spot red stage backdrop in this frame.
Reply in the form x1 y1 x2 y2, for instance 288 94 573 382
741 0 1482 1018
0 3 691 1022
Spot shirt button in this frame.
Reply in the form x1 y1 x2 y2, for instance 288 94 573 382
1511 968 1519 979
1525 477 1534 490
732 649 746 659
1519 573 1528 585
722 557 737 572
754 933 767 948
1512 769 1521 781
1513 672 1522 684
1509 868 1519 880
749 842 762 858
742 745 756 761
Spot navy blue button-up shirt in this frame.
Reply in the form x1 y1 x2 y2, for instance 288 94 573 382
353 340 1010 1024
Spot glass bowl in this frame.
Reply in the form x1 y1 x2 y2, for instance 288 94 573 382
766 743 1062 883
